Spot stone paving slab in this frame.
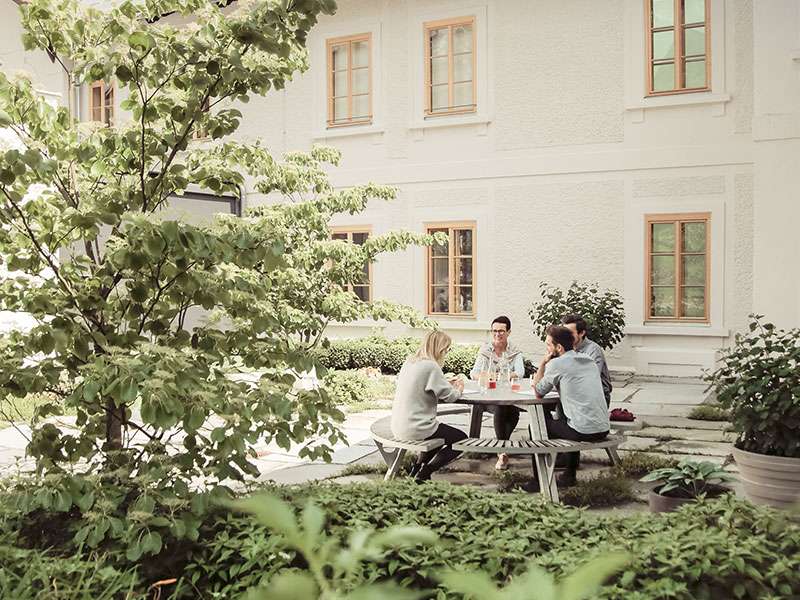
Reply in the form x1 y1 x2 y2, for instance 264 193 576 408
627 383 709 405
638 416 729 430
328 444 378 465
657 439 733 458
611 402 695 418
611 387 641 403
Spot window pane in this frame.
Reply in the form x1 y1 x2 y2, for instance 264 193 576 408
351 232 368 246
652 0 674 27
684 0 705 24
352 95 370 119
104 86 114 126
651 287 676 317
352 68 369 95
456 229 472 255
332 232 348 241
682 255 705 286
431 84 448 110
353 285 369 302
453 82 473 108
429 27 448 56
430 231 448 256
651 255 675 285
432 258 449 285
333 97 348 121
685 59 706 88
456 286 473 314
682 222 706 252
333 70 347 97
454 53 473 82
651 223 676 252
457 258 472 286
358 263 370 285
453 24 473 53
652 62 675 92
681 287 705 317
431 286 449 313
332 45 347 70
431 56 448 85
684 26 705 56
91 86 102 121
653 30 674 60
352 40 369 68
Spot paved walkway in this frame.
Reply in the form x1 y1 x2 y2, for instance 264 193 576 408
0 378 735 486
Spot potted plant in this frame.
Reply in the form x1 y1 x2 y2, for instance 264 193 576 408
640 460 734 513
705 315 800 508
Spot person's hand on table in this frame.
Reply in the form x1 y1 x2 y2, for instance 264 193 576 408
451 379 464 393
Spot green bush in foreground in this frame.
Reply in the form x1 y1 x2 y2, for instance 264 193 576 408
185 482 799 600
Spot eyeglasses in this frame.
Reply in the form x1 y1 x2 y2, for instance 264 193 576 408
491 330 508 335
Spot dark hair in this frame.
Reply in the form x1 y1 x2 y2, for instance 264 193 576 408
492 315 512 331
546 325 574 352
560 314 587 335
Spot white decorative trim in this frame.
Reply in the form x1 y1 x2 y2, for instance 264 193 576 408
626 325 729 338
625 92 731 112
791 49 800 62
313 125 385 141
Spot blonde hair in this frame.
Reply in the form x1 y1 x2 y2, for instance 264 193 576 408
412 330 452 366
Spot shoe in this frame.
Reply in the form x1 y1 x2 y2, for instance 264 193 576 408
414 464 433 483
556 471 577 488
521 479 541 494
495 453 509 471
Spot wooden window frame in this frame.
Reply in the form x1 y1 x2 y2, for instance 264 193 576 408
326 33 373 128
644 212 710 323
645 0 710 96
331 226 373 301
423 16 477 117
89 80 115 126
425 221 476 317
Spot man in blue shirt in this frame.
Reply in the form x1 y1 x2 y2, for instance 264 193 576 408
526 325 609 490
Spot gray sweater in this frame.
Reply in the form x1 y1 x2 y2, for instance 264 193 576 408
391 358 461 440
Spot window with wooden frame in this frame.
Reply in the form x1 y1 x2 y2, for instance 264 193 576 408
645 213 710 321
424 16 476 116
327 33 372 127
331 227 372 301
426 223 475 316
89 80 115 126
646 0 709 94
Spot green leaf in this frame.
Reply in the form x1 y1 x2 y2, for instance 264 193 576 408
232 494 299 541
438 570 499 599
558 553 629 600
128 31 154 51
246 571 318 600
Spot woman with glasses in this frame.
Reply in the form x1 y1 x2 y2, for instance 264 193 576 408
391 330 467 482
469 315 526 470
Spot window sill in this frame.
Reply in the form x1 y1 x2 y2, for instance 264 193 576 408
312 123 384 140
626 324 729 338
626 92 731 112
409 113 491 133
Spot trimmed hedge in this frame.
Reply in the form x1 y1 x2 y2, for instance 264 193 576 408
314 335 538 377
185 482 800 600
314 336 481 376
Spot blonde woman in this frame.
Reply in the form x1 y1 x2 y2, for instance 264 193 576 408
391 330 467 482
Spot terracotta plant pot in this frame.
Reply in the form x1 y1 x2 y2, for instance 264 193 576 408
648 485 729 513
732 446 800 509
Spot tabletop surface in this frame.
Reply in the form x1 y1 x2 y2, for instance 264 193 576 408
455 383 559 406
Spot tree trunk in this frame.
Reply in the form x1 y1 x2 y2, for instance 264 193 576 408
105 399 124 449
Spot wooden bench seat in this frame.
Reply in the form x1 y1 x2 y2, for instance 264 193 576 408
453 434 625 457
370 416 444 481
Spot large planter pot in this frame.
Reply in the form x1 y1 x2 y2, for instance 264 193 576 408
733 446 800 509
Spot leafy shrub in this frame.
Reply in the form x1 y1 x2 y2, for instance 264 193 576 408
322 370 371 407
560 472 637 507
528 281 626 350
612 452 679 478
640 460 735 499
380 337 420 373
0 546 140 600
442 343 480 376
705 315 800 458
687 405 729 422
185 482 800 600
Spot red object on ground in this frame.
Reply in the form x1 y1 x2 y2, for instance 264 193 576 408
610 408 636 422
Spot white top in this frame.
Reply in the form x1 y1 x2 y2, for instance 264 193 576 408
391 358 461 440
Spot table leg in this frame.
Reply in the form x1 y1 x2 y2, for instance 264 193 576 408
468 405 485 438
526 405 559 503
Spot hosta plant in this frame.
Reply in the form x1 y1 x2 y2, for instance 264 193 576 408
640 459 734 499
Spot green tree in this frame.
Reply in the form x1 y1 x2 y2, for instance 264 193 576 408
0 0 439 551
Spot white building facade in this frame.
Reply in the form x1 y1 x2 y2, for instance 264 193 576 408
2 0 799 377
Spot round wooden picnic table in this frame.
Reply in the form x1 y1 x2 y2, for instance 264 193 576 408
454 383 562 501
